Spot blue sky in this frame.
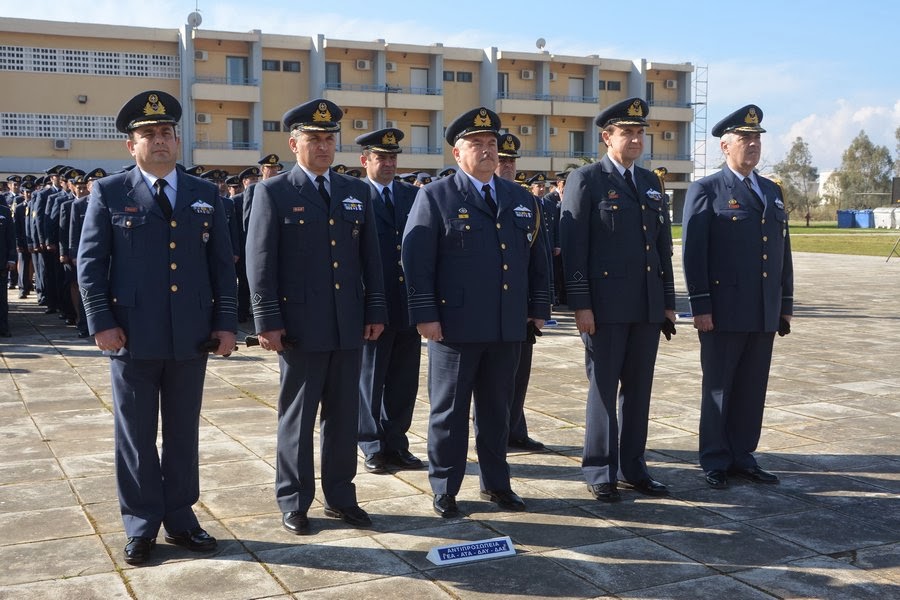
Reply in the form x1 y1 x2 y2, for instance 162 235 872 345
4 0 898 173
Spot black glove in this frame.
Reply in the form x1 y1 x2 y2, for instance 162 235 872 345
778 317 791 337
661 318 676 341
526 321 543 344
244 334 297 349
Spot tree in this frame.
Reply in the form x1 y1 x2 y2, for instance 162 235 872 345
895 125 900 177
833 130 893 209
773 137 819 225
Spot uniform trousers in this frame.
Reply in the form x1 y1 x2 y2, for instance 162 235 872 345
111 355 207 538
427 340 520 495
698 331 775 472
275 349 361 513
358 326 422 456
581 323 660 485
509 340 534 441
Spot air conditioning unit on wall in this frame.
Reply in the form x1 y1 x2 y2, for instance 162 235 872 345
194 50 208 61
548 127 558 136
520 69 534 80
662 131 675 141
664 79 677 89
353 119 369 130
53 138 70 151
385 120 398 129
548 72 557 82
356 59 371 70
519 125 533 135
385 61 397 72
196 113 212 124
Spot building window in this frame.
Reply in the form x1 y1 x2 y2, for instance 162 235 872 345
0 112 120 139
443 70 455 82
227 118 250 149
456 71 473 83
325 61 341 87
226 56 248 85
283 60 301 73
598 80 607 90
606 80 622 91
263 120 280 132
262 59 281 71
0 45 179 78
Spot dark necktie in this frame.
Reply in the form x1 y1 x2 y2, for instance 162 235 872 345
482 184 497 215
315 175 331 206
153 178 172 219
624 169 638 198
382 186 395 214
743 177 761 201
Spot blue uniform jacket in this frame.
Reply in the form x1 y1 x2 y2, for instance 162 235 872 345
245 165 387 351
682 168 793 332
560 155 675 323
0 204 14 264
77 167 238 359
369 179 417 330
68 196 89 261
401 170 552 343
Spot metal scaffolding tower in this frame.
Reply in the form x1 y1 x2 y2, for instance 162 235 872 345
691 64 709 181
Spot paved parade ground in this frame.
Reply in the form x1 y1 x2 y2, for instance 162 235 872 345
1 251 899 599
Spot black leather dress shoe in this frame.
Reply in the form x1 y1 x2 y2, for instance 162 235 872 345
364 452 387 474
164 526 217 552
508 436 545 451
705 470 729 489
588 483 621 503
621 478 670 497
480 489 527 511
77 331 90 338
124 536 155 565
323 504 372 528
385 449 424 469
731 466 779 484
282 511 311 535
433 494 459 518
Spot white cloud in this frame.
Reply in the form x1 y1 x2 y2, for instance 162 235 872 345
781 100 900 171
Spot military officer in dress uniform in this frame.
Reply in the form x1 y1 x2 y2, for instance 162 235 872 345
560 98 676 503
77 90 238 565
354 127 424 475
246 99 387 536
0 195 15 336
546 171 568 306
493 135 546 452
682 105 793 490
402 107 552 518
13 179 33 299
69 168 107 338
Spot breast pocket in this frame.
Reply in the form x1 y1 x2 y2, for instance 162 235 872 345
446 218 483 252
717 209 751 223
111 213 149 256
597 200 619 232
282 214 315 255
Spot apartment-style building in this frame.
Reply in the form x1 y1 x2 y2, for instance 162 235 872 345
0 16 695 207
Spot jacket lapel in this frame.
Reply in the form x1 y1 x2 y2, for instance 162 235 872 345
125 167 160 217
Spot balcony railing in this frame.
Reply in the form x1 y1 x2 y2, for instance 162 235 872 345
326 82 442 95
193 141 260 151
194 75 260 86
337 144 443 155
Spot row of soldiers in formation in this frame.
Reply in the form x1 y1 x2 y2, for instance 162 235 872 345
0 157 571 338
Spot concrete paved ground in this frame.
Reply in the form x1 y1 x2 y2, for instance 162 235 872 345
1 251 898 599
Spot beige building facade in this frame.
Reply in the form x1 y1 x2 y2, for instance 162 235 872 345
0 16 694 201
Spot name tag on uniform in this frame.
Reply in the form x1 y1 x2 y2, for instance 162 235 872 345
125 206 140 213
